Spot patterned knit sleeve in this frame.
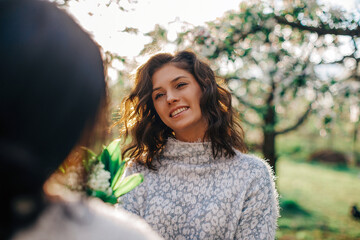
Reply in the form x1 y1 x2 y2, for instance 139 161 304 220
235 158 279 240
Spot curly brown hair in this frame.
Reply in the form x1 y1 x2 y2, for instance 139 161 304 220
119 50 247 169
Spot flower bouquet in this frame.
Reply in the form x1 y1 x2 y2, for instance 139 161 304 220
58 139 143 204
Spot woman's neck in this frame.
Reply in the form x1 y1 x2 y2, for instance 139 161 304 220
173 120 208 142
174 135 204 143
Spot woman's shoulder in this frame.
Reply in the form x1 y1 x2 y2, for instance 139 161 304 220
125 160 155 177
126 160 148 172
231 150 275 177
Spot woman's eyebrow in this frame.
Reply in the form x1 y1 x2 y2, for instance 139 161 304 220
152 75 188 92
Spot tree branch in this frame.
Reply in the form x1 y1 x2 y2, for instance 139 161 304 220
275 100 314 135
233 93 266 113
238 112 263 128
223 76 261 110
352 37 360 63
274 15 360 37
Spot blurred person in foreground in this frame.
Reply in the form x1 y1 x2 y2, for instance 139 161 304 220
0 0 162 239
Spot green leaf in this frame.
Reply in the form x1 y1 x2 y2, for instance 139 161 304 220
243 48 252 57
114 173 144 197
81 146 97 158
58 162 68 174
81 147 99 172
110 161 126 189
100 148 111 172
107 139 121 155
104 195 118 204
107 139 122 179
323 116 333 125
91 190 109 201
58 165 66 174
88 189 118 204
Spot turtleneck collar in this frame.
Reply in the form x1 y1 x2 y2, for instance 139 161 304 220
159 138 214 164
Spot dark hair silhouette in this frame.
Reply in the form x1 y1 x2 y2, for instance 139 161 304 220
0 0 107 238
119 50 247 169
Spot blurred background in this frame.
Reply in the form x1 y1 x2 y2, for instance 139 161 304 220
53 0 360 239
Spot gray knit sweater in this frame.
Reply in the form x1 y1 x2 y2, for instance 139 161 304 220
120 138 279 240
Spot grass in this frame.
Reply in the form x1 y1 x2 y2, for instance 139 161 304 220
276 158 360 239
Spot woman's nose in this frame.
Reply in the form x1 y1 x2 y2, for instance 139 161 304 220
166 92 179 104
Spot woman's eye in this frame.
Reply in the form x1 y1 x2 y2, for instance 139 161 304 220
176 82 187 88
154 93 164 100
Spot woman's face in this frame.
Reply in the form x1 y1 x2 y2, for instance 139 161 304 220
151 64 207 142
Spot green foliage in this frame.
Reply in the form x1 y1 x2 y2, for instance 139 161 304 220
157 0 360 171
323 115 333 125
83 139 144 204
140 24 169 55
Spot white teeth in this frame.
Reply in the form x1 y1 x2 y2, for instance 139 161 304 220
171 107 188 117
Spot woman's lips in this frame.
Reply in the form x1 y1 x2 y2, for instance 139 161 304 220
170 107 189 117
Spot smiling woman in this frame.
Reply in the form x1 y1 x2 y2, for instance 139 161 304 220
117 50 279 239
151 64 206 142
119 51 247 168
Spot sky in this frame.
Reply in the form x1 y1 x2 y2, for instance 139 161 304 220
66 0 242 58
64 0 359 70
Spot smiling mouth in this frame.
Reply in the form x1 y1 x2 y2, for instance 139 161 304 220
170 107 189 117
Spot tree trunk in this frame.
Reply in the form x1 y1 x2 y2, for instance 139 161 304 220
262 131 277 174
351 120 359 165
262 97 277 174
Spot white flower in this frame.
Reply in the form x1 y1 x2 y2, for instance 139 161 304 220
86 161 112 194
66 171 84 191
56 165 84 191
